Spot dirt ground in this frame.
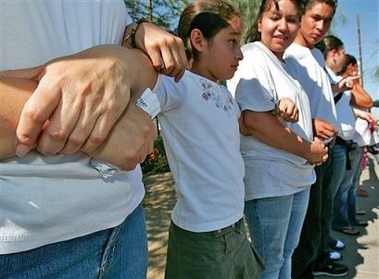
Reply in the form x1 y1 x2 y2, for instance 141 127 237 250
143 172 175 279
141 154 379 279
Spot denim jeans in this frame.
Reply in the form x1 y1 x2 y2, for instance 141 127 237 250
333 146 363 229
0 203 148 279
244 188 310 279
292 151 334 279
330 145 348 199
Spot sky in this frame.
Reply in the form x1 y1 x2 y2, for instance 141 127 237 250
332 0 379 118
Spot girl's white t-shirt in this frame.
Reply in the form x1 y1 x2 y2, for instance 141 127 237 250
0 1 145 254
154 71 244 232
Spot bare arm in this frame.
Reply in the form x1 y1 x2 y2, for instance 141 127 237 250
242 110 328 165
350 82 373 109
0 76 35 159
124 21 188 82
0 49 158 169
5 23 187 158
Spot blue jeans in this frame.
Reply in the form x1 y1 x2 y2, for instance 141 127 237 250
330 145 348 199
245 188 310 279
333 146 363 229
292 152 334 279
0 204 148 279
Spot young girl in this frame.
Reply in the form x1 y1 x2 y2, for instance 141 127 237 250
227 0 328 278
152 1 263 278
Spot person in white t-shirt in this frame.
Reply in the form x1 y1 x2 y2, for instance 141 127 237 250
152 1 264 278
227 1 328 278
283 0 350 278
322 52 373 235
0 1 187 278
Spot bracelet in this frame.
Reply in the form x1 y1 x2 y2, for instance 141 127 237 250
123 19 149 48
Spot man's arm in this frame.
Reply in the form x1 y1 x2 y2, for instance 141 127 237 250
4 22 186 158
0 49 158 169
123 21 187 82
350 82 373 109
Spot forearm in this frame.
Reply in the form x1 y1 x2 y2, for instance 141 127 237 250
243 111 311 160
128 49 158 100
86 49 158 169
350 83 373 109
0 76 36 159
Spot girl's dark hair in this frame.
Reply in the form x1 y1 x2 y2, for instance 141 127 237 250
315 34 344 58
301 0 338 15
178 0 240 64
245 0 302 43
337 54 357 75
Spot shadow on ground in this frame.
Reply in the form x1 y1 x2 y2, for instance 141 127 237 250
143 155 379 279
319 155 379 279
143 172 176 279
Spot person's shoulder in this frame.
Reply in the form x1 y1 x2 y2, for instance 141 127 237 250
241 42 264 56
239 42 268 69
285 43 310 59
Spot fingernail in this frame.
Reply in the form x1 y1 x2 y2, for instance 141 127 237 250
15 144 30 157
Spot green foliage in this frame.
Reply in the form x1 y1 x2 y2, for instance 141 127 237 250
124 0 190 31
141 134 170 175
373 100 379 108
228 0 260 42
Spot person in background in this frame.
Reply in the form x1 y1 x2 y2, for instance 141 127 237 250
0 1 187 278
227 0 328 278
283 0 352 277
152 1 264 278
328 53 373 235
315 35 358 249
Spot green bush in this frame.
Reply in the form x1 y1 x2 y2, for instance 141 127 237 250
141 135 170 175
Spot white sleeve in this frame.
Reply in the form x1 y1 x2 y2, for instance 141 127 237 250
152 74 187 113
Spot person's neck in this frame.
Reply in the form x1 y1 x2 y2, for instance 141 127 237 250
326 62 338 74
294 34 314 49
190 64 218 83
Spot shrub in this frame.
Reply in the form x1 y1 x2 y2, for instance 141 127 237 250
141 135 170 175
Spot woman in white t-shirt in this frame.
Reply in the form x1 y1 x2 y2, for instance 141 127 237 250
227 0 327 278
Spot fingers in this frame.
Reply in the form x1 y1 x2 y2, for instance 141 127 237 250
79 106 123 154
137 22 188 82
15 80 61 157
147 38 188 82
37 92 83 155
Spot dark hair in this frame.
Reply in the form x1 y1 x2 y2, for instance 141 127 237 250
315 34 344 58
301 0 338 16
337 53 357 75
178 0 240 64
245 0 302 43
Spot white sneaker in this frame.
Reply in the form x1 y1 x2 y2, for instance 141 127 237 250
335 239 345 250
330 251 342 260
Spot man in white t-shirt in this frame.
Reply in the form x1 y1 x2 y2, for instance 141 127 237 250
283 0 348 278
0 1 186 278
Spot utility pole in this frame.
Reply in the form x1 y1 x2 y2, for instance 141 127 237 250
356 14 364 87
148 0 153 21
